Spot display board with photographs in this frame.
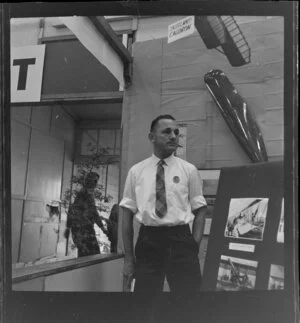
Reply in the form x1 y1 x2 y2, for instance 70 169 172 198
201 161 284 291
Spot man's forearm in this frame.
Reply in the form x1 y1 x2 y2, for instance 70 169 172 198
121 207 135 260
192 206 208 245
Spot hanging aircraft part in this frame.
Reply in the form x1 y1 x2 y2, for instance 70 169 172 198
204 69 268 163
195 16 251 67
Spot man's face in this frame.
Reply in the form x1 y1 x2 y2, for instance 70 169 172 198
150 119 180 156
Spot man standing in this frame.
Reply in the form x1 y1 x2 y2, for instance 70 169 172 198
120 115 207 293
65 172 109 257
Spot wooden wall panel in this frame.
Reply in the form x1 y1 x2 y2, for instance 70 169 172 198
265 141 284 158
125 39 162 168
51 105 75 259
11 199 23 263
31 106 51 133
20 199 59 262
185 122 207 168
23 200 54 223
164 106 206 122
262 124 284 141
162 49 205 69
19 220 60 262
11 105 31 124
161 92 210 111
135 16 186 43
19 223 41 263
39 223 59 259
227 61 283 84
10 120 30 196
163 61 211 81
56 154 74 258
14 109 75 263
251 46 283 65
265 109 284 125
163 34 204 54
239 16 283 38
162 76 206 93
246 33 283 52
51 105 75 157
26 130 64 201
234 79 283 98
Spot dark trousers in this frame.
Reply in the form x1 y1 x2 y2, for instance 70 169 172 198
134 224 201 293
72 228 100 257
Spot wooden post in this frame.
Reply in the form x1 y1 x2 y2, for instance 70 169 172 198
0 5 4 322
0 4 11 323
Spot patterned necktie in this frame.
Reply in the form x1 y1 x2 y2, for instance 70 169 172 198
155 159 167 218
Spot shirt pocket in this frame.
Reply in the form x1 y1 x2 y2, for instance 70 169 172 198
169 176 189 211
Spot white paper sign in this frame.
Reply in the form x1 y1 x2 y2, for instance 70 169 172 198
168 16 195 44
229 243 255 253
204 218 212 235
11 45 46 103
131 278 135 292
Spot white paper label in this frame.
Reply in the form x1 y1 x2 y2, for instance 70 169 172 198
168 16 195 44
204 218 212 235
131 278 135 292
229 243 255 253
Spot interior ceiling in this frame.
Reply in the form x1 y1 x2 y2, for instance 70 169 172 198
63 102 122 121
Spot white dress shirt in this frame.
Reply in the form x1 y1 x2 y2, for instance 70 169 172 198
119 154 207 226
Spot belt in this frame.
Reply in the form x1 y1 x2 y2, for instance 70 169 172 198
140 223 190 234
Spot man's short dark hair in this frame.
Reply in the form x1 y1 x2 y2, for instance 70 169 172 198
150 114 176 132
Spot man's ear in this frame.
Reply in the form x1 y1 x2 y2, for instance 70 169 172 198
148 132 154 142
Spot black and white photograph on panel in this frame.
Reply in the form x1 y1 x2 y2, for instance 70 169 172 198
216 255 258 291
268 264 284 290
224 198 269 240
276 198 284 243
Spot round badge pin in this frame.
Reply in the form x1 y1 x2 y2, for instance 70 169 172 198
173 176 180 183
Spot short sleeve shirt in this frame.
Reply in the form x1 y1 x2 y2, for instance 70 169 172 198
119 154 207 226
